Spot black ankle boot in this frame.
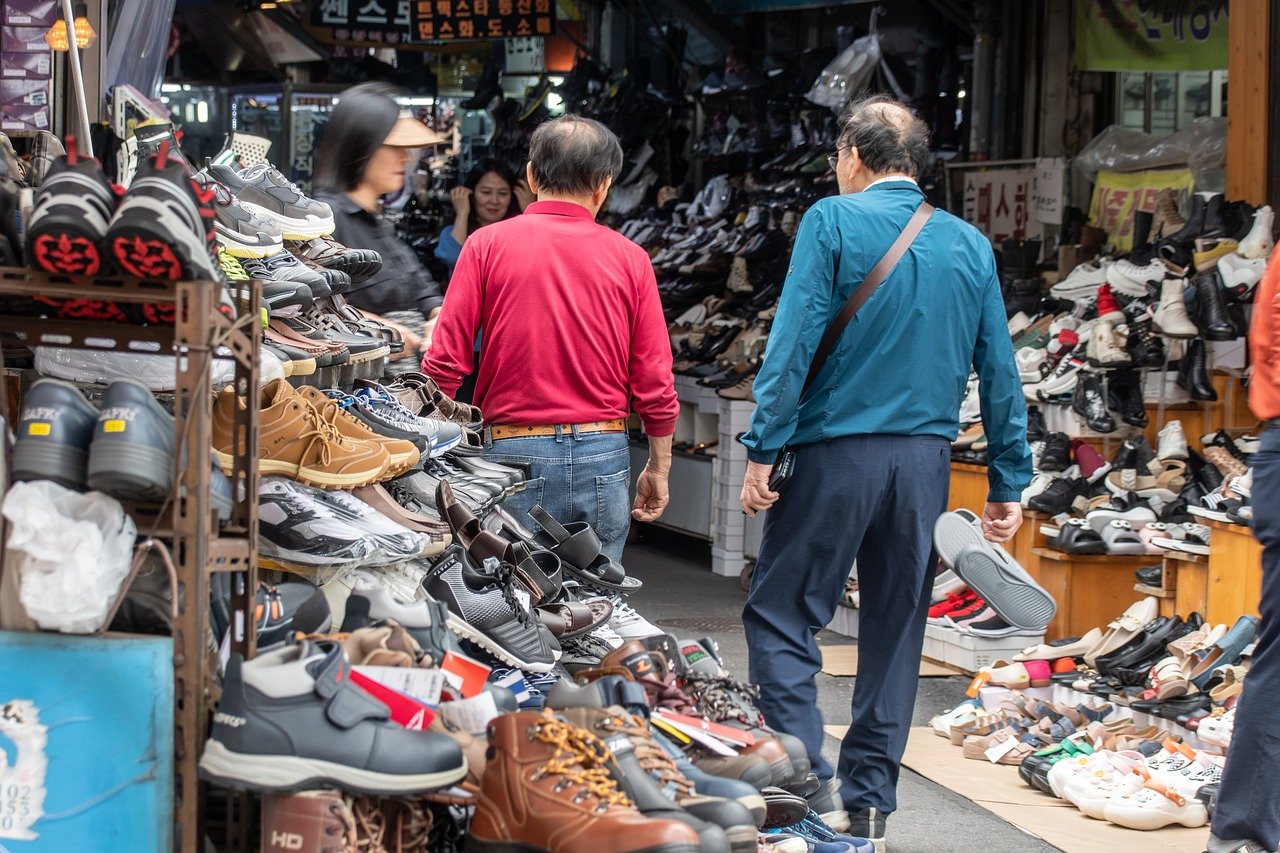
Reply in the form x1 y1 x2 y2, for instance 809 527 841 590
1072 373 1116 433
1112 368 1148 428
1176 338 1218 401
1126 318 1166 367
1157 195 1205 260
1190 271 1237 341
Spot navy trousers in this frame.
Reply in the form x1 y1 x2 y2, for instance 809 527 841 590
1210 423 1280 851
744 434 950 815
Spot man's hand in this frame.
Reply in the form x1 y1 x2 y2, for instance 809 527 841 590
450 186 471 218
982 501 1023 543
422 308 441 354
632 467 669 522
741 460 780 518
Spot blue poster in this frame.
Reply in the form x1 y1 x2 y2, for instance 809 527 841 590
0 631 173 852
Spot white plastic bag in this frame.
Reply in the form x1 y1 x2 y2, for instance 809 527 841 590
3 481 137 633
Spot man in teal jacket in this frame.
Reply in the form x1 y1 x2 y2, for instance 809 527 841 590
740 95 1031 851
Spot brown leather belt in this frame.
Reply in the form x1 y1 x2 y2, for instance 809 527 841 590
489 419 626 440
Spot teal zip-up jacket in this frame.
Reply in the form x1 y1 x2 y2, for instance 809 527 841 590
740 180 1031 503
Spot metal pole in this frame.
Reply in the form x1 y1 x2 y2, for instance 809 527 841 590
57 0 94 158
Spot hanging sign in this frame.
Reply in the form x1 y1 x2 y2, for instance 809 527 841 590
961 166 1036 245
1087 168 1195 251
1075 0 1228 72
408 0 556 43
310 0 412 45
1033 157 1066 225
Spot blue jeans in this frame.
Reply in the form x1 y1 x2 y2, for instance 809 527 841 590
744 434 950 816
483 428 632 563
1210 422 1280 851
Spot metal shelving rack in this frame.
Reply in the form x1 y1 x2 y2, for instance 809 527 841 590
0 267 261 852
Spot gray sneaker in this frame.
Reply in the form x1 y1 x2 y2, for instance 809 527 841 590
423 545 557 671
197 170 283 258
86 379 175 502
207 163 335 240
199 639 467 794
13 378 100 490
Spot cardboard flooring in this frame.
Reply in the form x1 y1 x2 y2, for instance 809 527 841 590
819 644 955 678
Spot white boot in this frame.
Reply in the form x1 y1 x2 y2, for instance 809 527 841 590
1152 279 1199 338
1158 420 1188 460
1087 323 1131 366
1239 205 1275 259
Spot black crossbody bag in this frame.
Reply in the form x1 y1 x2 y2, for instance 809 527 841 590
768 200 936 491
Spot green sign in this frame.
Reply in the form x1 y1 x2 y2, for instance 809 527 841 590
1075 0 1227 71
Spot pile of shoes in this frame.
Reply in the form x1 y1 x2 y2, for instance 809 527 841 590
926 594 1256 832
1022 421 1257 555
927 509 1056 639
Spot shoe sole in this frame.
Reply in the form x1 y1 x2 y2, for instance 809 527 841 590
214 224 281 259
28 218 107 275
12 442 88 491
951 548 1055 630
87 439 172 501
215 449 388 489
465 837 701 853
444 612 555 673
107 183 218 280
198 739 467 795
239 201 335 241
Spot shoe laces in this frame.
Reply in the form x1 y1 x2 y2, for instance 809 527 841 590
682 670 766 727
219 251 248 281
528 716 631 811
597 711 694 798
474 559 533 626
292 397 347 467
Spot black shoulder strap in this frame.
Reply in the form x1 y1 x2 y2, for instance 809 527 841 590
800 200 935 398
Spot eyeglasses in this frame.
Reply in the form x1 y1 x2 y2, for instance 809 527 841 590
828 152 843 171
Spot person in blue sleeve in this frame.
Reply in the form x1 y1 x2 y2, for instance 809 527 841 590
435 158 523 280
738 95 1031 852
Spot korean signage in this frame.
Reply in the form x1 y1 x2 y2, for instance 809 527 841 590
1087 168 1195 251
1033 157 1066 226
310 0 412 46
1075 0 1227 72
408 0 556 42
961 166 1036 245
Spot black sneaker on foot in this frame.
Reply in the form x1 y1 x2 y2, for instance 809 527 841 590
848 807 886 853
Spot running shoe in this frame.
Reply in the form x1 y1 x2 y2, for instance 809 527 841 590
197 170 284 259
25 137 117 275
207 162 335 239
257 477 379 568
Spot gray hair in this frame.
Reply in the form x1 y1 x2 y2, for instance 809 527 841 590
837 95 930 179
528 115 624 196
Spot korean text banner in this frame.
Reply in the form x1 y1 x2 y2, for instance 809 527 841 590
1075 0 1227 72
408 0 556 42
1088 168 1196 251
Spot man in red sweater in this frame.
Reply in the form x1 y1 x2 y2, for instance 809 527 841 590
422 115 678 561
1207 254 1279 853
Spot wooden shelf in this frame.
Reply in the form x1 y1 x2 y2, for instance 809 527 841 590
1031 547 1155 564
1027 548 1152 639
1134 583 1175 599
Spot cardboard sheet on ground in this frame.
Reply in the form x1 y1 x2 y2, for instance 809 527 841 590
820 726 1205 853
819 644 954 678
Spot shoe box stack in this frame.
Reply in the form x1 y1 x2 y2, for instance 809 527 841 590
1020 420 1256 558
925 594 1255 835
5 132 882 851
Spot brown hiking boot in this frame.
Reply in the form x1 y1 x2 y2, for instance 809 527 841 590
259 790 357 852
468 710 701 853
214 378 390 488
602 642 791 788
293 385 419 477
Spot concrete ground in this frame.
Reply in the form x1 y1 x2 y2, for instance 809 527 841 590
623 526 1058 853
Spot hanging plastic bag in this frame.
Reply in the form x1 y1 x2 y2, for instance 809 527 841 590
3 481 137 633
806 20 883 112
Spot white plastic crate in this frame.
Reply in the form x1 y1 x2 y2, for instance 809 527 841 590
923 623 1045 673
827 604 860 639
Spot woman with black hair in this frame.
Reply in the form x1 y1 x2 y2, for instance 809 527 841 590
313 82 444 366
435 157 523 279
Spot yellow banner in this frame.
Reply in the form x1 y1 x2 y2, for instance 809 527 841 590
1087 168 1196 251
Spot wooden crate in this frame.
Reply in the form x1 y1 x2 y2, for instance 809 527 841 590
1027 548 1153 639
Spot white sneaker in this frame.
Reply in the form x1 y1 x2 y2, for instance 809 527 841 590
958 376 981 423
594 595 663 641
1158 420 1188 460
1016 347 1048 382
1052 260 1111 300
1218 252 1267 300
1238 205 1275 259
1007 311 1033 337
1109 259 1168 297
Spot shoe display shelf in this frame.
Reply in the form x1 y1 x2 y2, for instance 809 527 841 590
1027 548 1154 640
1204 518 1263 625
0 268 262 853
1138 550 1206 619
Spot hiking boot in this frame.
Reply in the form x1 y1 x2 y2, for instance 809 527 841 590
12 378 100 489
557 704 738 852
291 385 419 476
259 791 357 853
468 710 703 853
25 138 117 275
106 142 219 280
213 378 390 488
423 545 558 672
86 378 175 501
198 639 468 794
207 162 335 240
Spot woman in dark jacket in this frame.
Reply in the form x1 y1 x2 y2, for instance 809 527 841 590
313 83 444 367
